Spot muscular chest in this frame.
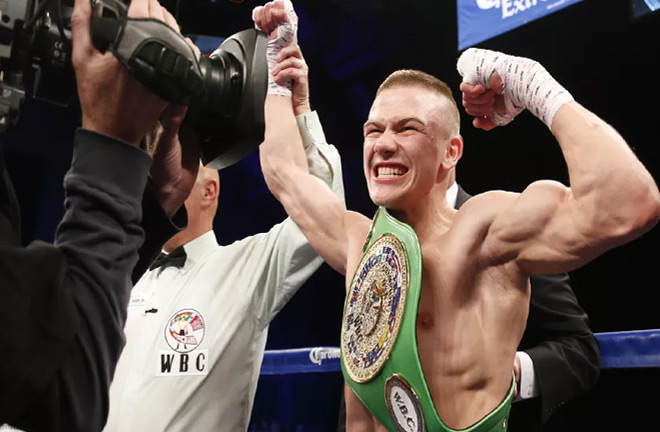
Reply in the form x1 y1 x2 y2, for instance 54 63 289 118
416 240 472 314
346 232 475 323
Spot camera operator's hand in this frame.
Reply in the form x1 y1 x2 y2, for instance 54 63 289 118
145 105 201 217
272 43 310 116
143 34 201 217
72 0 177 146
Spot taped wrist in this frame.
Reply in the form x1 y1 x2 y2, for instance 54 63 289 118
457 48 574 128
253 0 298 97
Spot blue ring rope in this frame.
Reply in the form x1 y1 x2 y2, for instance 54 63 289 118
260 330 660 375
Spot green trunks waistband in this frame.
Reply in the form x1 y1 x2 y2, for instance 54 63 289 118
340 207 513 432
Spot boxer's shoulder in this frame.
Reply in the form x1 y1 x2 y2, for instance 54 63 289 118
451 190 518 233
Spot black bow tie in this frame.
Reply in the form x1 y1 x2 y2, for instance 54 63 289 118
149 246 187 271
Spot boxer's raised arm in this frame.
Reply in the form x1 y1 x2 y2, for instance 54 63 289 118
254 0 367 275
458 49 660 275
260 95 352 275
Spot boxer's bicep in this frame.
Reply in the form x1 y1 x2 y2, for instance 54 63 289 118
483 181 602 275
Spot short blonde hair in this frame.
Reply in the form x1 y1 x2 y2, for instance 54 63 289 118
376 69 460 137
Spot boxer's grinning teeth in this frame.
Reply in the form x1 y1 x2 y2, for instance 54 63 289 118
377 167 406 178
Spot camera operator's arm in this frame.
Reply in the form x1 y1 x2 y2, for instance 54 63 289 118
0 150 20 246
0 0 197 431
134 102 201 281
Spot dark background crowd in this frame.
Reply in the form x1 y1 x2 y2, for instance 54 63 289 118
2 0 659 431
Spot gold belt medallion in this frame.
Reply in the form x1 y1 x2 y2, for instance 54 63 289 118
342 234 409 383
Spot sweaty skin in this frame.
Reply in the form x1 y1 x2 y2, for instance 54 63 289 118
340 89 528 430
257 9 660 430
261 83 659 431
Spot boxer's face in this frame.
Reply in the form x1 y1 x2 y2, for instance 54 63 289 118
363 86 450 209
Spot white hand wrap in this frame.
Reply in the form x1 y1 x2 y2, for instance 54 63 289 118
253 0 298 97
457 48 574 128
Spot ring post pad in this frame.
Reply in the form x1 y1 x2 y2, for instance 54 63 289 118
341 207 513 432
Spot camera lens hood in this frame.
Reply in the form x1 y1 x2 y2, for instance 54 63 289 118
186 28 268 170
90 0 268 169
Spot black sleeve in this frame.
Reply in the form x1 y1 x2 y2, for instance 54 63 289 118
0 129 156 432
0 149 21 246
515 273 600 425
132 182 187 283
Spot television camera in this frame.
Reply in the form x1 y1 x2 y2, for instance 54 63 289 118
0 0 268 168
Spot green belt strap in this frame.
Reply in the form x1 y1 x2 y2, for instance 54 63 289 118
340 207 513 432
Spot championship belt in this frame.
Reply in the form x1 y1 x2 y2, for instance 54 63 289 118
341 206 428 431
340 207 513 432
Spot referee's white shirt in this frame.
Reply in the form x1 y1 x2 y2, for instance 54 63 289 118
104 111 344 432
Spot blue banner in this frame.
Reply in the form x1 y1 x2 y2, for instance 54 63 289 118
458 0 583 50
